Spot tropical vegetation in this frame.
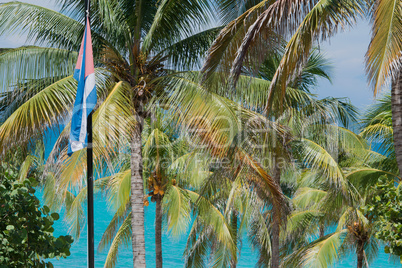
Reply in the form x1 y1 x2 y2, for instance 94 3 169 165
0 161 73 267
0 0 401 268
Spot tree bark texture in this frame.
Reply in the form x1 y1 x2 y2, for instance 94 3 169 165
391 71 402 175
271 164 281 268
155 196 163 268
130 122 146 268
356 240 364 268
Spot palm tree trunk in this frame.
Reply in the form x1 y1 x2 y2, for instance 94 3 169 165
230 211 237 268
391 71 402 174
155 196 163 268
356 240 364 268
130 122 146 267
271 164 281 268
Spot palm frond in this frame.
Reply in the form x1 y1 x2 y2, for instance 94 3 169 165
0 75 77 154
63 177 108 239
345 168 399 193
0 46 77 92
163 185 192 237
50 81 134 198
18 154 35 182
142 0 212 54
184 220 211 268
296 48 333 92
201 0 274 79
365 0 402 95
64 188 86 238
360 93 394 156
163 73 287 157
283 230 348 268
169 151 211 189
106 169 132 214
187 189 237 258
248 210 272 268
163 27 223 70
0 2 87 50
98 203 131 253
235 0 365 111
0 68 112 156
296 138 347 191
103 212 132 268
285 209 323 239
211 241 235 268
292 187 327 209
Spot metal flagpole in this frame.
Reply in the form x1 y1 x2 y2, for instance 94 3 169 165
87 112 94 268
84 0 94 267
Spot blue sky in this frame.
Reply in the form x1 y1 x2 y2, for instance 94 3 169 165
316 19 375 111
1 1 378 111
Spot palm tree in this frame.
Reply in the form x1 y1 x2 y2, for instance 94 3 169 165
0 5 287 268
285 172 399 268
182 96 361 267
182 47 361 267
94 110 211 267
283 124 399 268
205 0 402 178
360 93 398 174
201 0 365 95
184 175 268 268
365 2 402 174
0 1 222 266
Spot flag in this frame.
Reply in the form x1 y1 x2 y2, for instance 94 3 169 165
68 18 97 156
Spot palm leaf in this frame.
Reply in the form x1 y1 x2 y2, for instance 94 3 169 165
285 209 323 238
50 81 134 198
0 2 87 50
292 187 327 209
186 189 236 258
248 210 272 268
0 46 77 92
184 220 211 268
163 185 192 237
0 75 77 154
229 0 364 110
365 0 402 94
163 27 223 70
345 168 399 191
142 0 212 54
297 138 347 191
201 0 274 79
98 203 131 253
103 212 132 268
18 154 35 182
64 177 109 238
106 169 132 214
283 230 348 268
169 151 211 189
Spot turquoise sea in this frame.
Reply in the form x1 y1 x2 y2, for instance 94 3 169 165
43 193 400 268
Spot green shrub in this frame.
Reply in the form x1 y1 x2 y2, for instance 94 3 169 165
0 165 73 267
364 178 402 262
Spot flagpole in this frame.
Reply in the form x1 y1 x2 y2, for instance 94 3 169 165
84 0 95 267
87 111 94 268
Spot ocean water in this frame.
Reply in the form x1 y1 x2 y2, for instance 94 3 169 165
45 193 400 268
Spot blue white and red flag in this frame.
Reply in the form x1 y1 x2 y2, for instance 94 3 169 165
68 18 97 156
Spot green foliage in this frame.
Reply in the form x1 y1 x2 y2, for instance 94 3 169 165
0 165 73 267
364 178 402 261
